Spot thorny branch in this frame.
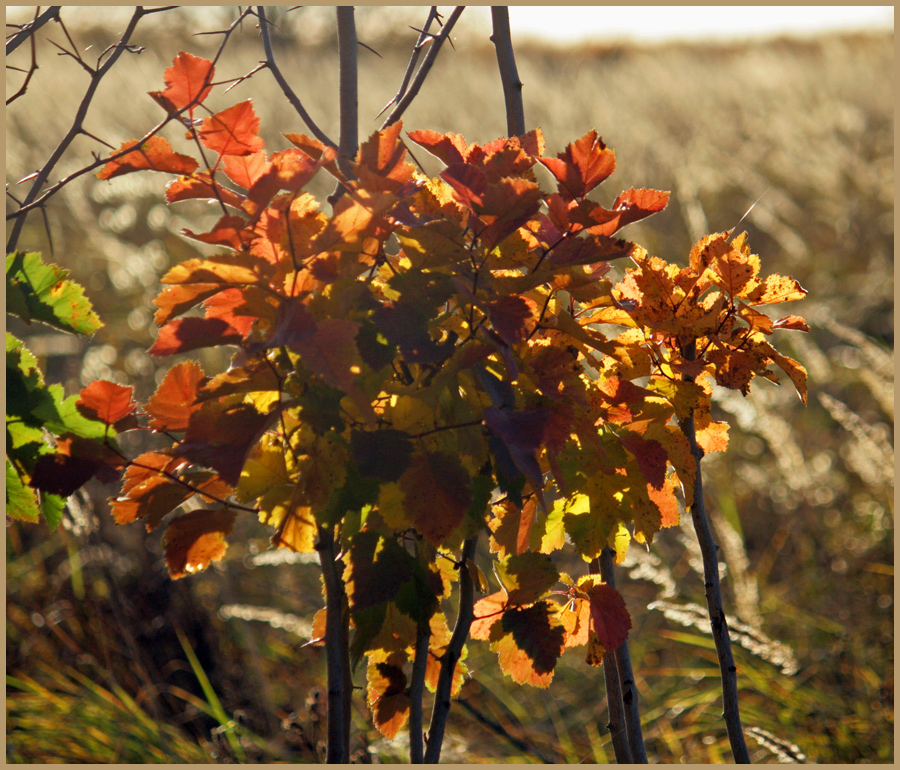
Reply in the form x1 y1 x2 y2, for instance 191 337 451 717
489 7 526 137
255 6 336 149
6 5 61 55
376 6 443 119
380 6 465 129
6 7 255 253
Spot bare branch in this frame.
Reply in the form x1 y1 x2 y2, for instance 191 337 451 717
336 6 359 179
381 6 466 129
6 10 41 105
376 6 441 119
6 6 60 55
679 339 751 764
490 6 526 137
256 6 337 149
6 7 250 252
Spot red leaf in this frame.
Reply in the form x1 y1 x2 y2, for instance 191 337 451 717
30 436 125 496
181 214 252 250
162 508 236 579
153 283 222 325
487 295 540 346
540 130 616 200
148 317 244 357
149 52 214 115
97 137 198 180
199 100 265 157
619 432 667 490
586 582 631 651
772 315 810 332
77 381 135 426
144 361 206 432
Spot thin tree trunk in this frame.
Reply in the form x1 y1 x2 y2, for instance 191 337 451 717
317 525 351 763
490 7 525 137
679 340 751 763
335 6 358 181
424 537 478 763
598 547 648 763
408 619 431 763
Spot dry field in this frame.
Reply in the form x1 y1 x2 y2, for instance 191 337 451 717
6 7 893 763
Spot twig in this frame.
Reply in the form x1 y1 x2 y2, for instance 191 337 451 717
408 619 431 763
679 340 751 763
424 536 477 763
6 7 250 252
381 6 466 129
489 7 525 137
598 548 648 762
376 6 442 119
256 6 336 149
6 7 47 105
316 524 351 763
6 5 60 55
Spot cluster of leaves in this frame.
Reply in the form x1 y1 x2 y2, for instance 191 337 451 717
6 251 112 528
27 52 808 739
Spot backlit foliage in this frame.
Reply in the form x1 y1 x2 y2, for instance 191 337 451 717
26 52 808 737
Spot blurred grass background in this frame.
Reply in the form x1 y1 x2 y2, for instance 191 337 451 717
6 7 893 763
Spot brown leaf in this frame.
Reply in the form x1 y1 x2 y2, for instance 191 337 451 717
399 452 473 546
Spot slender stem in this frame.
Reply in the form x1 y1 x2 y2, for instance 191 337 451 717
317 524 351 763
408 619 431 763
424 536 477 763
381 7 466 129
377 6 442 118
598 548 648 763
256 6 336 149
591 555 633 763
679 340 751 763
489 7 526 137
335 6 358 179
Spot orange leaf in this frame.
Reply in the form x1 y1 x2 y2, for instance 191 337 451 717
745 273 808 306
77 380 135 426
223 150 270 189
199 100 265 157
148 317 244 357
144 361 206 432
182 214 253 250
367 662 410 739
540 130 616 200
470 591 508 641
97 137 198 180
162 508 236 579
165 175 245 210
149 52 213 114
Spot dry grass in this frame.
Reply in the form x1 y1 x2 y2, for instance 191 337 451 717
6 7 893 763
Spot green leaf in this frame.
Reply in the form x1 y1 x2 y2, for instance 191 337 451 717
6 252 102 335
6 458 40 523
